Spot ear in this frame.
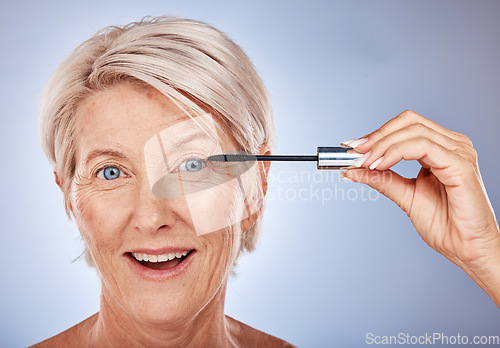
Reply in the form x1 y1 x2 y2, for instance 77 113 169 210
256 143 271 198
258 143 271 178
240 144 271 231
54 169 64 191
54 169 74 217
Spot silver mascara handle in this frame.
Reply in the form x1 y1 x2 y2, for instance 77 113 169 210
317 147 363 169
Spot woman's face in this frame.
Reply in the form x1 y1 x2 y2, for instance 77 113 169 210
69 82 260 324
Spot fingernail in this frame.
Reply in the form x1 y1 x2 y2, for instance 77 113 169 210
340 139 356 147
341 138 368 148
340 171 354 182
354 151 371 167
369 156 384 170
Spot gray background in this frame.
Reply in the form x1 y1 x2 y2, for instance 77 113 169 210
1 0 499 347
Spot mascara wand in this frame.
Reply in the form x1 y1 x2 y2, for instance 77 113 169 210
207 147 363 169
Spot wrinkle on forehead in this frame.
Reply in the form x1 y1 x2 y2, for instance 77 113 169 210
73 82 225 166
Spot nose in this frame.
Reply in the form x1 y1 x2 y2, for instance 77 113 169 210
131 182 178 236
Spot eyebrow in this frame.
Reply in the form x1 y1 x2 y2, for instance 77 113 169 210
84 149 128 165
83 123 220 166
171 135 206 149
160 127 217 152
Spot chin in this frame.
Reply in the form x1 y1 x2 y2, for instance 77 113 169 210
130 293 201 324
100 252 225 325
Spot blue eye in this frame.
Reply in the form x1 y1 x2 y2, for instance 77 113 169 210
99 166 121 180
181 159 205 172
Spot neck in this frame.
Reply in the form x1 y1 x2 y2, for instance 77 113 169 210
89 283 235 347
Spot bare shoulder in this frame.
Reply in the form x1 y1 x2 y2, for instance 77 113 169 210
225 315 296 348
29 313 98 347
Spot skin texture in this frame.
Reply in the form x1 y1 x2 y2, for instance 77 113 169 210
35 82 291 347
35 91 498 345
341 110 500 306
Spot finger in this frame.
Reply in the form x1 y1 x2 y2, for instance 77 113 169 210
351 110 468 153
342 169 416 213
362 137 476 187
360 123 476 169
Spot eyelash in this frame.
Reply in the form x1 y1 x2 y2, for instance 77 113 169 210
94 163 127 179
169 154 208 173
90 154 208 179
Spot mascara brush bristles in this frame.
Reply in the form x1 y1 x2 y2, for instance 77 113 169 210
207 154 318 162
207 154 256 162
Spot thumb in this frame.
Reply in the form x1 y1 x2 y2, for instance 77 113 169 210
342 168 416 213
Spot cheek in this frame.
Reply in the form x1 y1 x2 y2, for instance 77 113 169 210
184 183 238 236
184 170 261 236
70 185 133 257
202 225 241 279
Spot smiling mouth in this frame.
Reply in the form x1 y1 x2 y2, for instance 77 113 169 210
129 250 194 271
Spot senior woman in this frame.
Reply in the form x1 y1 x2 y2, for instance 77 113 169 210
35 16 499 347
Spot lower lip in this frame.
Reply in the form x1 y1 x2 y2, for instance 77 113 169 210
125 251 196 281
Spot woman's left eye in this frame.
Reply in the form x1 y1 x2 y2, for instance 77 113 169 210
97 166 122 180
179 159 205 172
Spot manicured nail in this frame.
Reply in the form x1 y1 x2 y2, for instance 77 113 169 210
340 171 355 182
341 138 368 148
341 176 354 182
341 139 356 147
353 151 371 167
369 156 384 170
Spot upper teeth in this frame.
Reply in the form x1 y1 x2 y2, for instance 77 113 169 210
132 251 189 262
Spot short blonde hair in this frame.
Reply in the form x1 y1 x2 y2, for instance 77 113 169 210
39 16 275 261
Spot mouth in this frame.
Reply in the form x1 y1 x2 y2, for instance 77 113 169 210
128 250 195 271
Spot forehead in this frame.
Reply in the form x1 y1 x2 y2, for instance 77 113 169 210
75 83 188 146
73 83 236 162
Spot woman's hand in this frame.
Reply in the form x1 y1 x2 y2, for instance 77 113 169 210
341 110 500 305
